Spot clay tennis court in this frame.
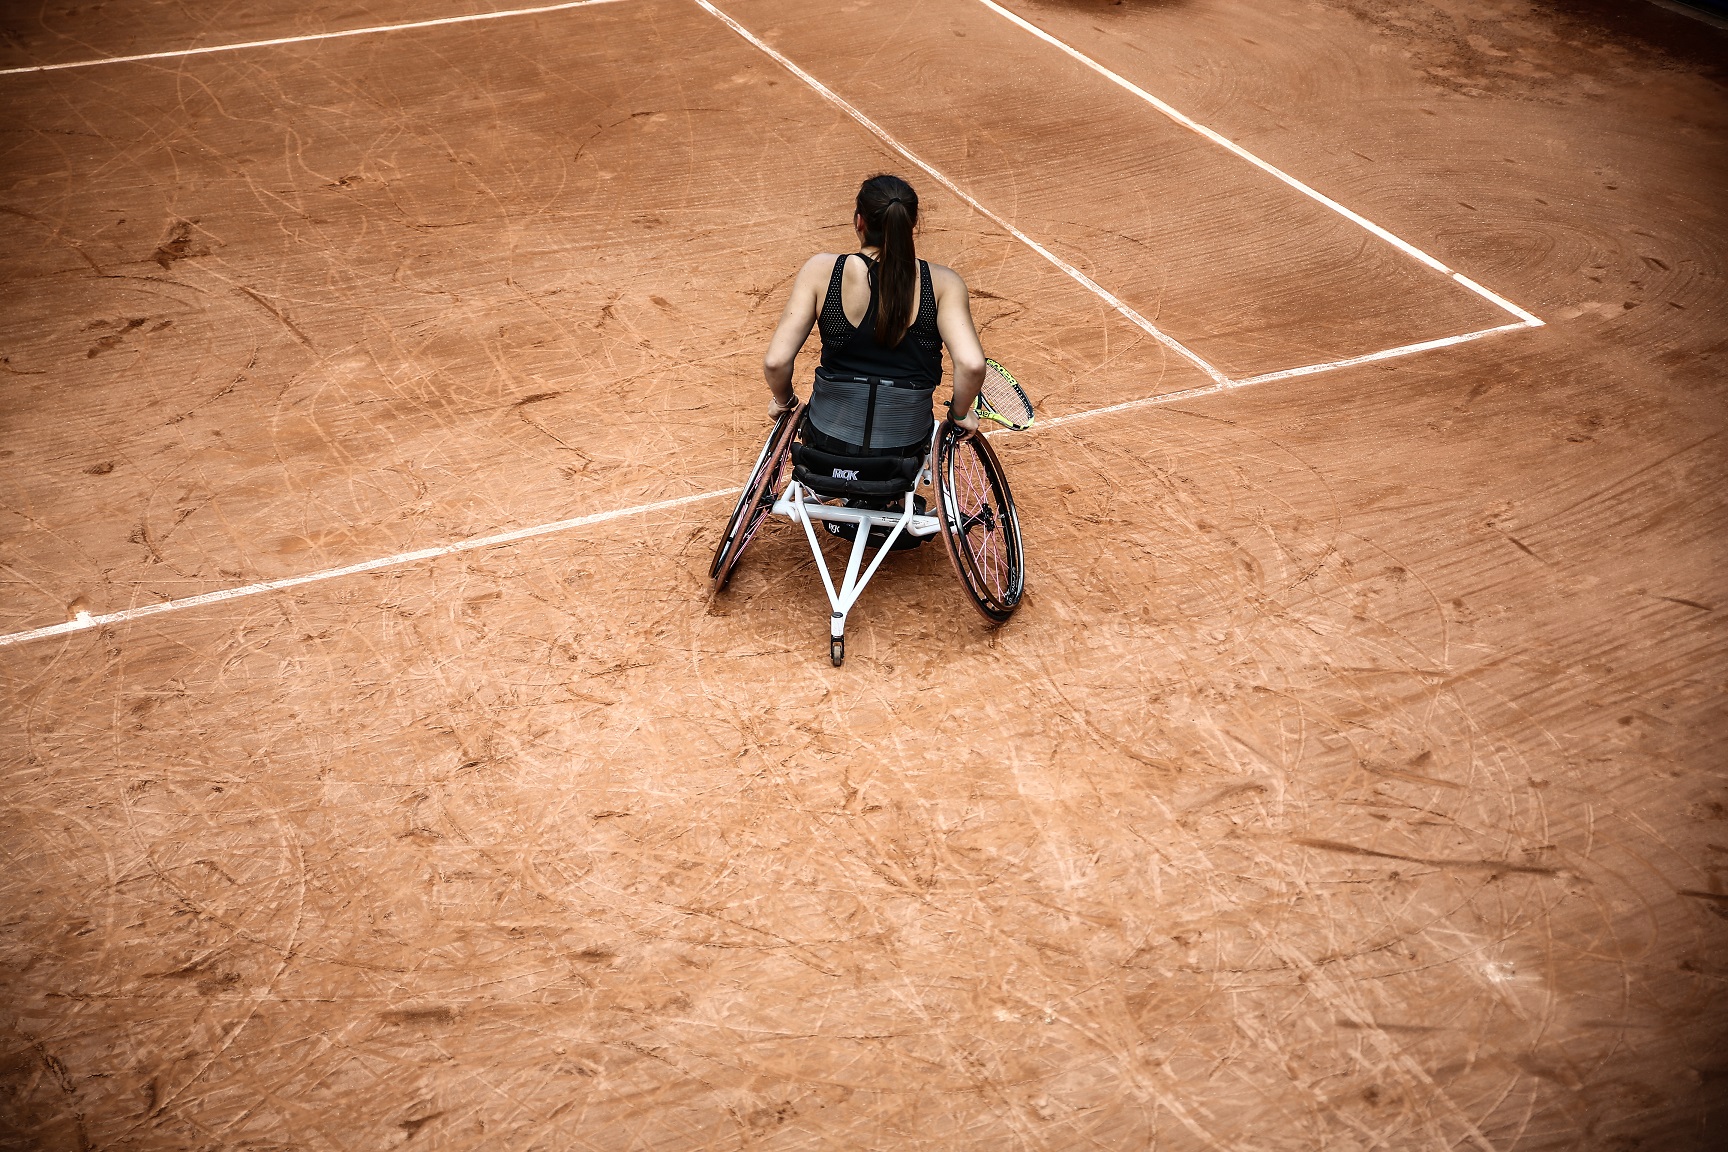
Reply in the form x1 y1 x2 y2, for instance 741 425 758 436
2 0 1724 1146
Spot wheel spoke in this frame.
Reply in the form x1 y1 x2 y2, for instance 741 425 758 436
936 426 1023 622
953 445 1008 598
714 406 797 589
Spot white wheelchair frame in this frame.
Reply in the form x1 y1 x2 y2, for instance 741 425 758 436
771 425 944 664
712 398 1023 665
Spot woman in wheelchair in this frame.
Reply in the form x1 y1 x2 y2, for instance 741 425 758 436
712 174 1024 664
762 174 986 457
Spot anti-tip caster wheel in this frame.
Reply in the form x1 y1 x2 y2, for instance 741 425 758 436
830 636 845 667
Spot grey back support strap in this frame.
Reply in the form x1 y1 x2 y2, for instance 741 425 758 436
808 368 936 450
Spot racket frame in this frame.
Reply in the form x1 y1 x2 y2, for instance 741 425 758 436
974 357 1035 431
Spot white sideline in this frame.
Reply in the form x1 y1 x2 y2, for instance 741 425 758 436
0 0 627 76
689 0 1231 388
970 0 1545 330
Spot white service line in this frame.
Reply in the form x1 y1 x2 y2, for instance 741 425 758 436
0 0 627 76
1032 321 1531 426
0 488 733 650
687 0 1230 388
0 313 1540 654
970 0 1545 329
1034 383 1229 428
1233 321 1531 387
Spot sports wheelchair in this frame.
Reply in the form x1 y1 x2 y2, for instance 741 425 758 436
710 372 1025 665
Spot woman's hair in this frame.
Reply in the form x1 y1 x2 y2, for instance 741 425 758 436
856 174 919 348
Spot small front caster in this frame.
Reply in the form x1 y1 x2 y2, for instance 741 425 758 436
830 636 845 666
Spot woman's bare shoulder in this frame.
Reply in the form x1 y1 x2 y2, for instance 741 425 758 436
789 253 841 285
926 262 969 295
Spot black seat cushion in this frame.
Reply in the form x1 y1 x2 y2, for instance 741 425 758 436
791 443 921 499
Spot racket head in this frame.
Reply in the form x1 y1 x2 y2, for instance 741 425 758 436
975 358 1035 431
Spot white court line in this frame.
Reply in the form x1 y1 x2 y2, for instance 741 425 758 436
0 489 732 650
0 0 1550 651
1233 322 1531 387
692 0 1540 383
970 0 1545 330
688 0 1231 388
0 317 1532 653
1035 321 1528 426
0 0 627 76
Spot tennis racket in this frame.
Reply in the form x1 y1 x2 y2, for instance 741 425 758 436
974 358 1035 430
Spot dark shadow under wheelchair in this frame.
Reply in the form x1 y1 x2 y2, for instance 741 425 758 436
710 371 1025 665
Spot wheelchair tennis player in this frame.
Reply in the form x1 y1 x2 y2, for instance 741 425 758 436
762 173 986 442
711 174 1025 664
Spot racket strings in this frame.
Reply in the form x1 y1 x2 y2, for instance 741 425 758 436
978 360 1034 429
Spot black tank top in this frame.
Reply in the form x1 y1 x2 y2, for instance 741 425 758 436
817 254 944 386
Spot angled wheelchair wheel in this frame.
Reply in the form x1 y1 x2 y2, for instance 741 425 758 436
935 424 1025 623
712 402 800 590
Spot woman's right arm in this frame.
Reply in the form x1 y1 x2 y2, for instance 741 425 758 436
933 265 985 431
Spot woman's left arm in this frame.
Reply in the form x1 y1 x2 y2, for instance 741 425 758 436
933 265 985 431
762 256 828 417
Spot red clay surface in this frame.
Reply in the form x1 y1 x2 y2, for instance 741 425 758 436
2 0 1725 1148
722 0 1516 375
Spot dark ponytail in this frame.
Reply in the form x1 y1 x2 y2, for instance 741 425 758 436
856 174 919 348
